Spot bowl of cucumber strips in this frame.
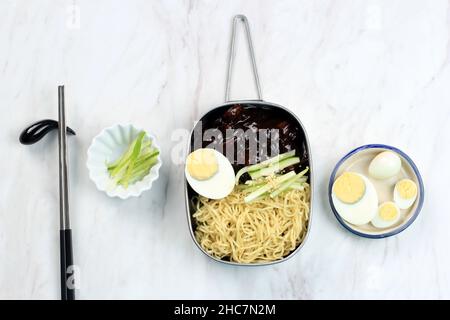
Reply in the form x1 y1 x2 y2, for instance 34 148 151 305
87 124 162 199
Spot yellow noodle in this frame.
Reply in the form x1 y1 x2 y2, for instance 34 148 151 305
193 185 310 263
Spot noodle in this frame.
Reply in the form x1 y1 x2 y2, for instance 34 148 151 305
193 185 310 263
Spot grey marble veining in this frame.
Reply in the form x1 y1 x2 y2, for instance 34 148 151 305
1 0 449 299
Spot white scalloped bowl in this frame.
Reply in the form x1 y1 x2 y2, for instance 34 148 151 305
86 124 162 199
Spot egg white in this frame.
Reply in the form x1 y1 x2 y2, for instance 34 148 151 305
368 151 401 180
371 202 401 229
332 174 378 225
185 149 235 199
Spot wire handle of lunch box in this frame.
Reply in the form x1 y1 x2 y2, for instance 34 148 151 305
225 15 263 102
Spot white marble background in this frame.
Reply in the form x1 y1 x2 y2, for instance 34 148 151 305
1 0 449 299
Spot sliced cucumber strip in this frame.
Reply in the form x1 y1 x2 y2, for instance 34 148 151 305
234 149 296 184
249 157 300 180
244 171 296 203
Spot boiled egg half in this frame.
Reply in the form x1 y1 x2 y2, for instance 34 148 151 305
185 148 235 199
371 201 401 229
332 172 378 225
394 179 418 209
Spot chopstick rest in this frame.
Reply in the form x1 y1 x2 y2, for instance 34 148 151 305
19 119 75 145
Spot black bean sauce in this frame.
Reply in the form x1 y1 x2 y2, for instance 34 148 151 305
197 104 308 181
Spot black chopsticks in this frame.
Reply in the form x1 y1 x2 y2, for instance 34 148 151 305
19 86 76 300
58 86 75 300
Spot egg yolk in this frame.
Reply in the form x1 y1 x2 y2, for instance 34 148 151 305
379 202 399 221
333 172 366 204
397 179 417 199
186 148 218 180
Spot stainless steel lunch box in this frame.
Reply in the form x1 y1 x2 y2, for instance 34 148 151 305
184 15 314 266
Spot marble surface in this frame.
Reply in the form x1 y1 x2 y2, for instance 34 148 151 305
1 0 449 299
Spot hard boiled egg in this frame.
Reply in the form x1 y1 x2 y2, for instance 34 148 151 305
185 148 235 199
371 201 401 229
332 172 378 225
394 179 418 209
368 151 401 179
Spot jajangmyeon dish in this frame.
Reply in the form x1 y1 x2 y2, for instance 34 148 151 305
186 104 311 264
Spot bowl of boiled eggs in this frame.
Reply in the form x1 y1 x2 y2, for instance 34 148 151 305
328 144 424 238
